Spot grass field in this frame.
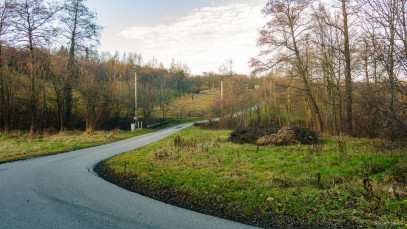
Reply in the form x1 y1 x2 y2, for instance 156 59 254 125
152 89 220 120
97 126 407 228
0 129 155 163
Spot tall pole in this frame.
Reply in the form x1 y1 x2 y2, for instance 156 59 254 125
221 81 224 102
221 81 224 111
135 72 138 126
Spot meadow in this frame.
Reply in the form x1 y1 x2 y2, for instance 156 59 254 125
0 129 155 163
97 126 407 228
151 89 220 120
0 90 217 163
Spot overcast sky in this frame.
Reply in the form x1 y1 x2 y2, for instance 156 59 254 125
86 0 267 75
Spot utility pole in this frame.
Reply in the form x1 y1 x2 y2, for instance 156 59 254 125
221 81 224 111
134 72 139 129
221 81 224 102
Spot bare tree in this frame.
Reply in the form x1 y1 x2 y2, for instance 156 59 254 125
78 65 108 133
0 0 15 131
361 0 398 113
312 5 343 134
13 0 59 134
394 0 407 71
48 50 69 131
358 0 407 136
61 0 102 126
340 0 353 134
251 0 324 131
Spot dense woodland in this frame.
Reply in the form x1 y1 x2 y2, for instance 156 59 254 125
0 0 406 140
0 0 238 133
250 0 407 139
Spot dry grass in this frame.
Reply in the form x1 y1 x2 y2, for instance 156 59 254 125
100 127 407 228
152 89 220 120
0 129 152 163
0 90 220 163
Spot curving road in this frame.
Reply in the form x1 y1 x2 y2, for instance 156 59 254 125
0 124 257 229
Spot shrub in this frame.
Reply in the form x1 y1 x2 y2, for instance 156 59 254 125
291 126 318 144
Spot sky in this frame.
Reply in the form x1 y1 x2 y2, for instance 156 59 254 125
86 0 268 75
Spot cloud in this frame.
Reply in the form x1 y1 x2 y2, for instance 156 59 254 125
118 0 266 75
162 14 180 22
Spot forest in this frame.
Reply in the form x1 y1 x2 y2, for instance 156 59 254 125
0 0 406 141
0 0 231 134
249 0 407 140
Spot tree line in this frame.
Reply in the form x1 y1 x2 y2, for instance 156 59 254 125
251 0 407 139
0 0 212 134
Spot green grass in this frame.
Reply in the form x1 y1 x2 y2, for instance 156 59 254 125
0 129 156 163
0 88 216 163
98 126 407 228
0 117 201 164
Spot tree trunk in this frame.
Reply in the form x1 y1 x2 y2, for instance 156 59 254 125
289 30 324 131
65 1 79 127
342 0 353 135
0 45 4 131
29 29 36 135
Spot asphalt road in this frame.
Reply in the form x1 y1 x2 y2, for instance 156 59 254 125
0 123 257 229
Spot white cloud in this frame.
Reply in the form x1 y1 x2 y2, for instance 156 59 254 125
118 0 267 75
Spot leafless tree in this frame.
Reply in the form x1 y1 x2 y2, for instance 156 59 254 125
0 0 16 131
78 65 108 133
13 0 59 134
60 0 102 126
251 0 324 131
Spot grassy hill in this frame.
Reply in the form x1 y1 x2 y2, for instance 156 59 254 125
151 89 220 120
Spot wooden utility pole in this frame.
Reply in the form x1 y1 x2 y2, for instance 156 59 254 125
221 81 224 110
221 81 224 101
134 72 139 128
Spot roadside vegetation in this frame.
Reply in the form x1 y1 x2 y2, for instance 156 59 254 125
0 129 153 163
97 126 407 228
2 0 407 227
0 87 216 163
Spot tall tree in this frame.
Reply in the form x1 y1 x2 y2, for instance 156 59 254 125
13 0 58 134
312 5 342 134
0 0 15 131
78 66 103 133
251 0 324 131
362 0 398 111
60 0 101 128
341 0 353 134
